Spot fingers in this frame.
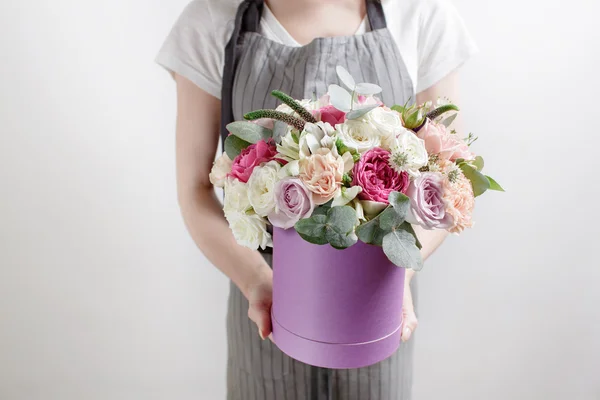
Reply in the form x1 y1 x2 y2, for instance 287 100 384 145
248 305 272 340
401 311 418 342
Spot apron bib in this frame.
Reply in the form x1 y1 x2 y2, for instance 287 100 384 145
221 1 416 399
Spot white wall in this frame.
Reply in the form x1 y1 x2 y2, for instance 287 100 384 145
0 0 598 399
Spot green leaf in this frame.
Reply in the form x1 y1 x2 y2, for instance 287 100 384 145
388 192 410 221
294 204 358 249
226 121 272 144
378 207 404 231
224 135 251 159
486 175 505 192
297 231 328 245
271 90 317 123
440 113 458 127
391 105 405 114
472 156 485 171
400 222 422 250
326 206 358 235
295 214 328 245
459 163 490 197
382 229 424 270
356 217 386 246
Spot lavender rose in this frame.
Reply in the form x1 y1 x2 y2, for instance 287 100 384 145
405 172 454 230
268 177 315 229
352 147 410 204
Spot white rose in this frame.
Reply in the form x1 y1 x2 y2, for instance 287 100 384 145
366 107 404 148
209 153 232 188
226 211 272 250
223 177 251 214
247 161 281 217
389 128 428 177
335 119 381 153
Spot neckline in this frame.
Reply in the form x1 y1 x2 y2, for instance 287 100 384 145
261 4 368 48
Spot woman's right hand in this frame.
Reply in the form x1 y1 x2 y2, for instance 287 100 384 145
245 266 274 340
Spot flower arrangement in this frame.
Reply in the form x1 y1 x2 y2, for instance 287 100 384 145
211 66 503 270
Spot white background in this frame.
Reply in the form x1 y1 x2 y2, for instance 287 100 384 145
1 0 599 399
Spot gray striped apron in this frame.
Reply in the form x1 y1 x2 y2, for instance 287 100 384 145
220 1 417 398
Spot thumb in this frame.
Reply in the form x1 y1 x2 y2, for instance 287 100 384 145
248 305 272 340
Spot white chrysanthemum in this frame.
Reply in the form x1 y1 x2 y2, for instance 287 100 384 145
335 119 382 153
389 129 428 177
223 177 251 214
226 211 272 250
209 153 232 188
247 161 281 217
299 122 337 159
277 131 301 162
365 107 404 148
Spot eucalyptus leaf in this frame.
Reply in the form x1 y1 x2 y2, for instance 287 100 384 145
328 84 352 112
295 204 358 249
356 217 386 246
346 104 379 120
226 121 272 144
382 229 424 270
354 82 383 95
297 231 329 245
472 156 485 171
486 175 505 192
326 206 358 234
336 66 356 90
400 222 422 250
459 163 490 197
224 135 251 159
388 192 410 221
272 120 289 144
440 113 458 127
378 207 404 231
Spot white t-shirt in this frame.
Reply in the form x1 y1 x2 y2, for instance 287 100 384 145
155 0 478 99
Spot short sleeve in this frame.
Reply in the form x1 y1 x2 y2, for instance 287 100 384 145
155 0 235 99
416 0 479 92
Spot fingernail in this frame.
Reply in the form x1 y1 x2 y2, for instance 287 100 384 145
402 327 412 342
259 330 265 340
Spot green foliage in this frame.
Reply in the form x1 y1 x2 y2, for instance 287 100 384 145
486 175 505 192
226 121 272 144
224 135 251 159
295 205 358 249
459 163 490 197
382 227 424 270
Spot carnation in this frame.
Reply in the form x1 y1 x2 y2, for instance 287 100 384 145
247 160 281 217
443 171 475 233
209 153 232 188
226 211 272 250
223 177 251 215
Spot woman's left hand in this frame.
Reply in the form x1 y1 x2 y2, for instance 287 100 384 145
401 277 418 342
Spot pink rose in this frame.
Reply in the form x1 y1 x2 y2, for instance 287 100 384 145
316 105 346 126
417 119 474 161
299 148 344 205
268 178 315 229
229 140 278 183
443 171 475 233
406 172 454 230
352 147 410 204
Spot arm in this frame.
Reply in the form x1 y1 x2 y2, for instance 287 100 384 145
401 70 462 341
174 74 273 333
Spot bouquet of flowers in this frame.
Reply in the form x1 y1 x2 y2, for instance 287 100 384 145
210 66 502 271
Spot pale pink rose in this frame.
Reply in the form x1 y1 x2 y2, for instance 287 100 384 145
406 172 454 230
268 178 315 229
299 148 344 205
417 119 475 161
352 147 410 204
443 171 475 233
229 140 278 183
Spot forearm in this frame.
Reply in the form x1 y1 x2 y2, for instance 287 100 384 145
405 226 449 281
178 185 271 299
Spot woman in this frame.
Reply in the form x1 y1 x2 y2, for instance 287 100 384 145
156 0 477 398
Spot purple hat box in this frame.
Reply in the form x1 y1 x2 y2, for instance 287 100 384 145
271 227 406 369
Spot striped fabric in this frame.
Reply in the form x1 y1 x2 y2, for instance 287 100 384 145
226 2 416 398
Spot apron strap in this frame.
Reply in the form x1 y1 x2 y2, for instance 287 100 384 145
366 0 387 31
220 0 263 145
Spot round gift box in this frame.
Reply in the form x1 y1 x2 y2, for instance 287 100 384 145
271 227 405 369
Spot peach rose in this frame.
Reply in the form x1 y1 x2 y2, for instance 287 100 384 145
299 148 344 204
443 171 475 233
